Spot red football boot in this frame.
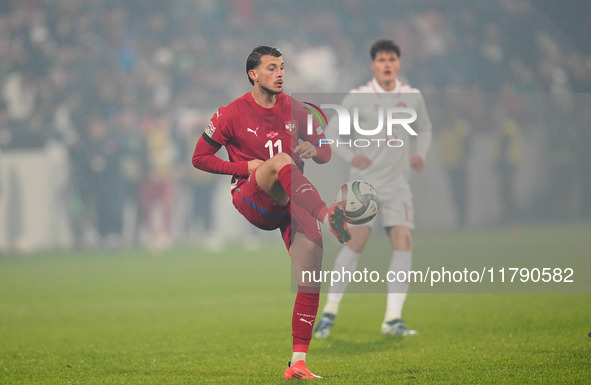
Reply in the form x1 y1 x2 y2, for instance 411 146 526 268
284 360 323 379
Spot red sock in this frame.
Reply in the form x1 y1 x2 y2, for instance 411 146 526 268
277 164 329 221
292 285 320 353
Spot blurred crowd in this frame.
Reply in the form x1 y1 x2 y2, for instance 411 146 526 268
1 0 590 249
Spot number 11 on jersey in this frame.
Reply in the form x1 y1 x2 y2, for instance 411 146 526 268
265 139 282 158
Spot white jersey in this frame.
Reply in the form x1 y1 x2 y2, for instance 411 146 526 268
325 78 432 192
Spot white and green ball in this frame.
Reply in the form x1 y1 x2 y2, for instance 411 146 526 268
336 180 380 225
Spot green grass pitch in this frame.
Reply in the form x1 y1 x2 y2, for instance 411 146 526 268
1 225 589 384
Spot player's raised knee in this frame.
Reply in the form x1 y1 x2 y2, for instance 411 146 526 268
272 152 292 164
268 152 293 172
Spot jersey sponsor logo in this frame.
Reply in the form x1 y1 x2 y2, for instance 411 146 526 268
284 120 296 135
247 127 259 137
205 121 216 137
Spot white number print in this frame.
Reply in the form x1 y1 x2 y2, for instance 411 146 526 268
264 139 282 158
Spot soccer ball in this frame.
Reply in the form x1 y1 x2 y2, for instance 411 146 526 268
335 180 380 225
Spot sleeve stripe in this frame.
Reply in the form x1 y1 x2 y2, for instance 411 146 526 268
202 132 222 149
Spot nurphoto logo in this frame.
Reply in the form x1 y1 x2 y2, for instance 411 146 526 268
305 103 418 148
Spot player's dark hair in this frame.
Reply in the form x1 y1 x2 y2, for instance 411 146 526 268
246 45 283 85
370 40 400 60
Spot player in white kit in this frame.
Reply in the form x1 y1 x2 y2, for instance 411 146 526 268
314 40 432 337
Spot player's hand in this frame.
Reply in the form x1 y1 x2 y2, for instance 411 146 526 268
410 155 424 172
351 155 372 170
293 141 318 159
247 159 264 174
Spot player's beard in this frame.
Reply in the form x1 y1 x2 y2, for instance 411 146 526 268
261 84 283 96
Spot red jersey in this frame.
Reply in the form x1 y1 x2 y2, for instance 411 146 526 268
192 92 330 190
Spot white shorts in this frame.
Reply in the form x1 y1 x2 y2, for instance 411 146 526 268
351 183 414 230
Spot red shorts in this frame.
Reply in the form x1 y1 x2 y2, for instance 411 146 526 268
232 170 323 250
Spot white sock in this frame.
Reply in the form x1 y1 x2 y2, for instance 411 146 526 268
322 246 360 315
291 352 306 365
385 250 411 321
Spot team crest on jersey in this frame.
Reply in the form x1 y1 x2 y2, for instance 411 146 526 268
284 120 296 135
205 121 216 137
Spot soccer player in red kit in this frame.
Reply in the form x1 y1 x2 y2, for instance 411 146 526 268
192 46 351 379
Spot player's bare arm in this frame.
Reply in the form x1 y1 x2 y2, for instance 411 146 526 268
409 155 424 172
